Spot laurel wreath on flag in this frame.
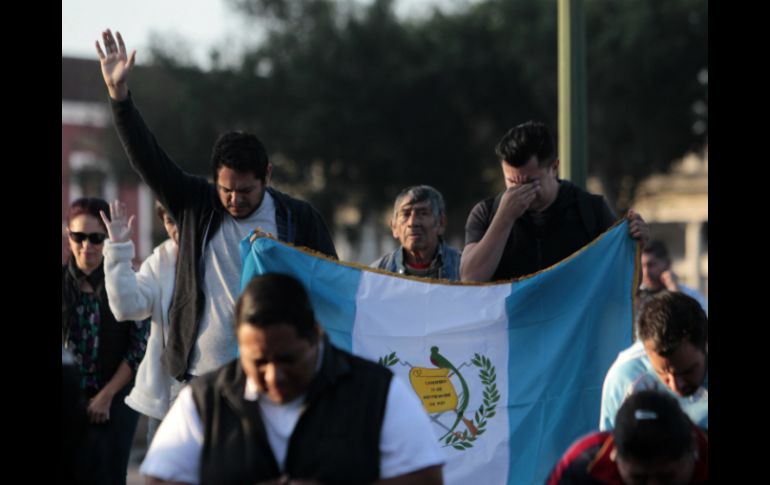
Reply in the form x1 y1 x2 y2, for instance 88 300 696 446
444 353 499 450
378 352 400 367
377 351 499 451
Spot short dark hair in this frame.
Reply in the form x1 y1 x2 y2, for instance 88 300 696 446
210 131 270 182
235 273 319 342
614 390 695 462
392 185 446 223
637 291 708 355
67 197 110 232
495 121 556 168
642 240 670 263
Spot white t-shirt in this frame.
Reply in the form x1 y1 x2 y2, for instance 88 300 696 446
141 358 445 483
188 192 278 375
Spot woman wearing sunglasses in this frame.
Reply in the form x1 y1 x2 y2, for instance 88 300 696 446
61 197 149 485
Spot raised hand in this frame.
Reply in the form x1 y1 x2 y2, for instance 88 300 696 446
100 200 135 243
95 29 136 101
660 269 681 292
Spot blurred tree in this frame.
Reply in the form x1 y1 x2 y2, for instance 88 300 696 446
110 0 706 245
584 0 708 211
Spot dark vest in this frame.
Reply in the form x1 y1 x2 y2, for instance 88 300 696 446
191 339 393 485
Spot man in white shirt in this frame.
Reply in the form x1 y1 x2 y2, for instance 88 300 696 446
96 29 337 384
142 273 445 485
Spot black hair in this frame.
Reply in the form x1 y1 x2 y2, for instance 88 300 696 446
637 291 708 355
614 390 695 462
210 131 269 182
642 240 670 263
495 121 556 168
235 273 319 342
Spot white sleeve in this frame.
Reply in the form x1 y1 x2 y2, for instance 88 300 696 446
140 386 204 484
379 375 446 479
103 240 159 321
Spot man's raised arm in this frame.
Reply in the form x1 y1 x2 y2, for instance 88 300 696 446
95 29 135 101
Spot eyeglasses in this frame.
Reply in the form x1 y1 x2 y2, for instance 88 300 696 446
68 231 108 245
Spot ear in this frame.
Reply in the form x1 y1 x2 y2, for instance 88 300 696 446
265 164 273 184
551 158 560 175
390 218 399 239
436 213 447 236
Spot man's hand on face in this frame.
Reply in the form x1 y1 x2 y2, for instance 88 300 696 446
497 180 540 223
660 269 680 292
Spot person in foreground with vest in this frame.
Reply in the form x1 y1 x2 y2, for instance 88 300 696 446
371 185 462 280
460 121 648 282
547 390 708 484
141 273 445 485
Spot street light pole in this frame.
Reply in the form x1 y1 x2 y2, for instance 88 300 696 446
558 0 588 189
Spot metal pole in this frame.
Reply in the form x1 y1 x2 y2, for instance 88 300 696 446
558 0 587 189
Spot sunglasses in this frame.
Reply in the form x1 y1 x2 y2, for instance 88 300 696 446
68 231 108 244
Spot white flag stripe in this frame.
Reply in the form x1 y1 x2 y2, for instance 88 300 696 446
352 271 513 484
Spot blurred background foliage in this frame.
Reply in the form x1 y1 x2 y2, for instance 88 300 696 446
110 0 707 245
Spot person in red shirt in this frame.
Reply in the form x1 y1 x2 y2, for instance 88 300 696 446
547 390 707 485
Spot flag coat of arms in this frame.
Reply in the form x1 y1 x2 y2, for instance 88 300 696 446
240 221 637 484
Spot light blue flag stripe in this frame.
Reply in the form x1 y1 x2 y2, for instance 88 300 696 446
505 221 635 483
240 235 360 352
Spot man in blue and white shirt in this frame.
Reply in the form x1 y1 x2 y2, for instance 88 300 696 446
600 291 708 431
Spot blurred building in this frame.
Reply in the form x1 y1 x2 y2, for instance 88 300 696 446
62 57 155 263
631 149 708 297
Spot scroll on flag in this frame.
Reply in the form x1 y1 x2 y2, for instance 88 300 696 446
240 220 637 484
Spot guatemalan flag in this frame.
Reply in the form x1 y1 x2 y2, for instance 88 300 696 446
240 220 637 484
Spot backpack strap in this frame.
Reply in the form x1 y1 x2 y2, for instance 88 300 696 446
577 190 606 240
491 185 606 240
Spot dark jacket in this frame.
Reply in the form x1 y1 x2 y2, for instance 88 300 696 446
110 94 337 380
465 180 616 280
371 240 462 280
190 337 392 485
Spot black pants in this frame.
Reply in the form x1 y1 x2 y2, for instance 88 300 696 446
85 386 139 485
